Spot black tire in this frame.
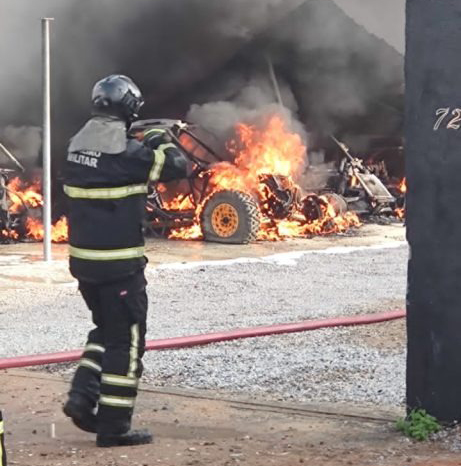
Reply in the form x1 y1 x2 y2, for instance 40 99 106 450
200 190 260 244
301 194 323 222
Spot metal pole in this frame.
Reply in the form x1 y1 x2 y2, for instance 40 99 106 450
42 18 54 262
0 141 25 172
266 54 284 108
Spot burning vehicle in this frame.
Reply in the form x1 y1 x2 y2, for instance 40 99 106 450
131 115 361 243
323 137 396 216
0 142 67 243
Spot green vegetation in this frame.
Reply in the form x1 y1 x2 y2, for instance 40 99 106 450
396 409 441 441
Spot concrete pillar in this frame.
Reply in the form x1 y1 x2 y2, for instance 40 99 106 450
406 0 461 421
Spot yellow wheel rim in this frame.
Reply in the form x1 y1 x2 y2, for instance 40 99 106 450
211 203 239 238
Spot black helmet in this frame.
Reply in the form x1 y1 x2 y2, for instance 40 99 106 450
91 75 144 122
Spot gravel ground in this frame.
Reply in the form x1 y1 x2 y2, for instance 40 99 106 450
0 242 408 408
142 321 406 408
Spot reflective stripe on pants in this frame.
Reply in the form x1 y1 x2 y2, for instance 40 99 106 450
69 246 145 261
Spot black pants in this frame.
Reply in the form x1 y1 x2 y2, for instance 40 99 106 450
70 270 148 434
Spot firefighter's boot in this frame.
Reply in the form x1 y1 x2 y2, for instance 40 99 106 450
96 429 153 447
63 393 97 433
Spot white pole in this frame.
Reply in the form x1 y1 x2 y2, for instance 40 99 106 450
42 18 54 262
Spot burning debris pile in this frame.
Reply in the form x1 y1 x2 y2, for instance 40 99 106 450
0 173 67 243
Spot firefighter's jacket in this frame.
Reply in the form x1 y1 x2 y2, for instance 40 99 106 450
64 115 186 283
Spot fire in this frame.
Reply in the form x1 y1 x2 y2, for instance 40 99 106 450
162 193 194 211
394 177 406 219
1 229 19 240
7 177 43 213
0 177 68 243
168 223 202 240
257 199 361 241
26 216 68 242
168 115 361 241
395 208 405 219
399 177 407 194
210 116 305 192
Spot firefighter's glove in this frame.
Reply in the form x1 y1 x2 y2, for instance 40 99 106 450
142 129 172 150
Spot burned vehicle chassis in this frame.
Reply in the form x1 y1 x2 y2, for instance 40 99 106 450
318 137 397 216
131 119 262 244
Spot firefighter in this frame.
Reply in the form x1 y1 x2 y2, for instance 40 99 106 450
62 75 188 447
0 411 6 466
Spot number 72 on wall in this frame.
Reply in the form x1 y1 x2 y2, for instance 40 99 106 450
434 108 461 130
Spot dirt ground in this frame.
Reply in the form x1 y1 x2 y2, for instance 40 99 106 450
1 370 460 466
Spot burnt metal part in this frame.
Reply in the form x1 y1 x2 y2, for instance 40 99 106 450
0 169 29 242
0 172 10 232
130 119 224 165
258 174 300 220
0 142 25 173
354 173 395 204
133 120 220 236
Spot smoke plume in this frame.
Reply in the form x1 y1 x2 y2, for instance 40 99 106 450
0 126 42 166
186 0 403 164
0 0 403 166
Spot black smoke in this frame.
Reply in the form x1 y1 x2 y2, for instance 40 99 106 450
0 0 403 167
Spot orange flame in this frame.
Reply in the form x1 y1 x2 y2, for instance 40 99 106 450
399 177 407 194
1 229 19 240
394 177 406 219
162 194 194 211
168 223 202 240
257 196 361 241
1 177 68 243
7 177 43 213
25 216 68 243
210 115 306 193
395 208 405 219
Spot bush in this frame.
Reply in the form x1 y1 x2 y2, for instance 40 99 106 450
396 409 441 441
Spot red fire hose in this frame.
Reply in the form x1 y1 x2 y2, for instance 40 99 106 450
0 310 405 370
